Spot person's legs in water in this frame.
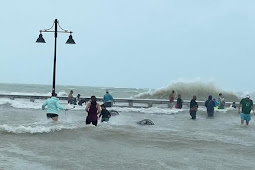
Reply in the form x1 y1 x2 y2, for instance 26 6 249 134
169 102 174 109
47 113 59 121
207 111 214 117
245 114 251 125
241 120 244 125
86 118 91 125
92 120 98 126
190 110 196 119
86 118 97 126
246 120 249 125
240 113 251 125
240 113 244 125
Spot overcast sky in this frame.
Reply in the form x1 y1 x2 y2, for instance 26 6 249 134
0 0 254 91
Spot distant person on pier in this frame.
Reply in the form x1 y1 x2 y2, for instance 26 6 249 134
238 95 254 126
42 93 66 121
218 93 225 109
103 90 114 107
68 90 77 105
169 90 176 108
176 94 183 109
189 95 198 120
85 96 101 126
205 95 215 117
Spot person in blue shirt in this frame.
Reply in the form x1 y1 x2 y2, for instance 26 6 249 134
42 93 66 121
103 90 114 107
213 98 218 107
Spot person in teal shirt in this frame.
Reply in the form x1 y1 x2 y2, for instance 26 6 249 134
238 95 254 125
42 93 66 121
103 90 114 107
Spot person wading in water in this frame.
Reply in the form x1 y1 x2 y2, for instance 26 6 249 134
42 93 66 121
85 96 101 126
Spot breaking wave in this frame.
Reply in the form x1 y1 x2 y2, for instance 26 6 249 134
135 81 240 101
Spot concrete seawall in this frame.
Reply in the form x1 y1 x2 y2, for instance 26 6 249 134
0 94 237 108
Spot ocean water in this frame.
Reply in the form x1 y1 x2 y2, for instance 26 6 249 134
0 83 255 170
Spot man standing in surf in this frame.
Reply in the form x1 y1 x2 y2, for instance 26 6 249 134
205 95 215 117
42 93 66 121
103 90 114 107
85 96 101 126
238 95 254 126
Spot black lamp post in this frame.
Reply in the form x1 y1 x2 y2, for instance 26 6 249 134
36 19 75 96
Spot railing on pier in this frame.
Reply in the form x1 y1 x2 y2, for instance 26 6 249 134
0 94 236 108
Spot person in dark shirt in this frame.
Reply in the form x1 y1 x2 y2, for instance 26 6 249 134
205 95 215 117
176 94 183 109
85 96 101 126
190 95 198 119
99 104 111 122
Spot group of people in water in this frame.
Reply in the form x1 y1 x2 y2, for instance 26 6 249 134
169 90 254 125
42 90 114 126
42 89 254 127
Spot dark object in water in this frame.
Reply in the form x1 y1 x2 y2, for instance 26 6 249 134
68 98 77 105
108 110 119 116
78 99 86 106
137 119 154 125
232 102 236 109
76 94 86 106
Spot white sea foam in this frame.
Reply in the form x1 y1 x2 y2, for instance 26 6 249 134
0 98 75 109
58 91 68 97
0 121 85 134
